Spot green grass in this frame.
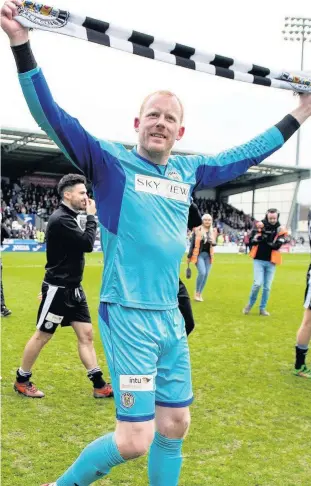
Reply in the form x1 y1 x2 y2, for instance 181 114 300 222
1 252 311 486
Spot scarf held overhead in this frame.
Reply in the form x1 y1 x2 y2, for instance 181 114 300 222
15 1 311 94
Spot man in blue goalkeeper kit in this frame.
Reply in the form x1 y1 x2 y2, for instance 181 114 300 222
2 3 311 485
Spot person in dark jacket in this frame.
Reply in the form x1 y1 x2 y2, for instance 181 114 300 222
243 208 288 316
178 202 202 336
14 174 113 399
1 219 12 317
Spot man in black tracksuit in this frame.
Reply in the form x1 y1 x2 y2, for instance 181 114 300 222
14 174 113 399
178 202 202 336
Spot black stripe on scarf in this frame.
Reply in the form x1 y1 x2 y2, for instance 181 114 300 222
82 17 110 33
253 75 271 86
83 17 110 46
215 66 234 79
86 30 110 46
210 54 234 69
175 56 196 69
128 31 154 47
248 64 270 77
170 43 196 59
133 44 155 59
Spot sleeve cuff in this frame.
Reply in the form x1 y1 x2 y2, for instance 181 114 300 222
274 114 300 143
11 41 37 73
86 215 96 221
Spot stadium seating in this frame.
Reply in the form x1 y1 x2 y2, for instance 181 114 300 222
1 178 254 240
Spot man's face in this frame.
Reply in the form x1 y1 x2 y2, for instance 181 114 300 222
134 94 185 155
267 212 278 225
64 183 87 211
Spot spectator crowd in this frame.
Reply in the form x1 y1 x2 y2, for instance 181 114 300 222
193 197 254 231
1 179 255 241
0 179 60 239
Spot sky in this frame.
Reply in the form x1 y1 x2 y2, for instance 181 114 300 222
1 0 311 202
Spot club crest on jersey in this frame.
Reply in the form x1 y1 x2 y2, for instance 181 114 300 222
167 170 182 182
121 392 135 408
18 2 69 28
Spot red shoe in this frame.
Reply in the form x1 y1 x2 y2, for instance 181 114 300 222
93 383 114 398
14 381 45 398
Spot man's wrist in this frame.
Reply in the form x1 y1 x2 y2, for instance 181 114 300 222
291 105 311 125
11 41 37 73
10 32 29 47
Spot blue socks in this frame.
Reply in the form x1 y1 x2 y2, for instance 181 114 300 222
148 432 183 486
55 431 184 485
56 432 125 486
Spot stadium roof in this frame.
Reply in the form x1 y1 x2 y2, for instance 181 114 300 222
1 127 310 196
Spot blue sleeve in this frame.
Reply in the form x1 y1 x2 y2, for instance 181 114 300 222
193 126 284 190
18 67 104 183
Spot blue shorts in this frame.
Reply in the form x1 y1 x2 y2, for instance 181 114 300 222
98 303 193 422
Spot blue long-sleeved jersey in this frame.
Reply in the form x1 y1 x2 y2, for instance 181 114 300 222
19 66 288 309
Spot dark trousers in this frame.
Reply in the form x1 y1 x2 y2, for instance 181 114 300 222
178 279 195 336
1 261 5 308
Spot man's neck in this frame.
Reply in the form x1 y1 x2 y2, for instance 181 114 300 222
62 201 79 214
137 144 170 166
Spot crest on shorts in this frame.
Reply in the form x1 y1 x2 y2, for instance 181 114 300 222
17 2 69 29
44 321 53 330
121 392 135 408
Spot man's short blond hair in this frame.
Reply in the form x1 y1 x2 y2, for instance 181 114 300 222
139 91 184 123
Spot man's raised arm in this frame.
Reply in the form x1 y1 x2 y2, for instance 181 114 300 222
1 0 103 182
191 95 311 190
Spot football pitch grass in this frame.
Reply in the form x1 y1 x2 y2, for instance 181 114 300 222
1 252 311 486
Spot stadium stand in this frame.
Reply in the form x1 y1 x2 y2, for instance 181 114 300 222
1 177 255 242
1 127 310 248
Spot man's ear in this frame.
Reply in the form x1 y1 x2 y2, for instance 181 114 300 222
134 117 140 133
176 126 185 141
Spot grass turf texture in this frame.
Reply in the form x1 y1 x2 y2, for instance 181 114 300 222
1 252 311 486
